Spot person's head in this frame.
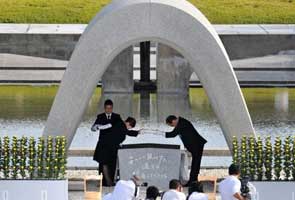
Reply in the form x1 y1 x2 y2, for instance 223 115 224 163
188 181 204 196
125 117 136 129
104 99 113 114
229 163 241 176
166 115 178 127
169 179 182 192
146 186 159 200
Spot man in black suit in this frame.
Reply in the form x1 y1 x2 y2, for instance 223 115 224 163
91 99 139 186
165 115 207 186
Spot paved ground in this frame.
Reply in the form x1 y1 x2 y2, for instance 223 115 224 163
0 24 294 35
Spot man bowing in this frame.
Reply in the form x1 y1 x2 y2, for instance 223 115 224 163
165 115 207 186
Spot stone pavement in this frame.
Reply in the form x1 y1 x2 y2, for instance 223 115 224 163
0 24 294 35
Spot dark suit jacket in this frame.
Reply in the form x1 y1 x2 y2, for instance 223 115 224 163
93 112 124 146
92 112 139 163
165 117 207 153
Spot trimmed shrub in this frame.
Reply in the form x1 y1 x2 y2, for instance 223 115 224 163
0 136 67 180
232 135 295 181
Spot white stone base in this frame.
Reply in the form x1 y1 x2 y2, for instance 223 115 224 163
252 181 295 200
0 179 68 200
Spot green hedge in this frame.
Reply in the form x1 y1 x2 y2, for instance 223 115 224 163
0 0 295 24
233 135 295 181
0 136 67 180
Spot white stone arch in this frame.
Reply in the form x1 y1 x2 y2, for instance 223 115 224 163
44 0 255 150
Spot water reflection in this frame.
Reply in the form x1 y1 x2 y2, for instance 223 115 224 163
156 93 192 123
275 90 289 113
0 86 295 149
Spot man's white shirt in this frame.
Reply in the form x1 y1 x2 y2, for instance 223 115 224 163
188 192 208 200
102 180 137 200
162 189 186 200
106 113 112 120
219 175 241 200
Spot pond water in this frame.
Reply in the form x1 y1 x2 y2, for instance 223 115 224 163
0 86 294 167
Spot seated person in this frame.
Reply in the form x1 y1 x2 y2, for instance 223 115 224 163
146 186 160 200
188 182 208 200
103 175 140 200
162 179 186 200
219 164 245 200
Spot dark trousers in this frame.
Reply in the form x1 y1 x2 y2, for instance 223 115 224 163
98 157 117 186
189 145 204 182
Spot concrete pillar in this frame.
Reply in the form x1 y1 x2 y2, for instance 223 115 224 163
157 43 193 94
140 41 151 82
102 46 134 93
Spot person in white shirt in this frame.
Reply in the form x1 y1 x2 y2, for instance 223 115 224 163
102 176 140 200
219 164 245 200
162 179 186 200
188 181 208 200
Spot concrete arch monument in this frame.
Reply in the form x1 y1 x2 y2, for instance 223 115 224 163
44 0 255 150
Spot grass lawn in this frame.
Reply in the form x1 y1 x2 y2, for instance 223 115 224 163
0 0 294 24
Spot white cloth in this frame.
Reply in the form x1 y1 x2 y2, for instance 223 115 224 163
97 123 112 130
91 123 112 131
162 190 186 200
102 180 137 200
188 192 208 200
219 176 241 200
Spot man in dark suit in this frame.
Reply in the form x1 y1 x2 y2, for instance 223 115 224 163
91 99 139 186
165 115 207 186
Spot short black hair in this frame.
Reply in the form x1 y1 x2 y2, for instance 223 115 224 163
146 186 159 199
166 115 177 124
229 164 241 175
125 117 136 128
188 181 204 196
104 99 113 107
169 179 181 190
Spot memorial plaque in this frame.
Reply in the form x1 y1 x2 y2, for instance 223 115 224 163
118 143 181 190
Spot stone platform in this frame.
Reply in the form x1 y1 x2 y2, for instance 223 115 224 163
1 52 295 87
